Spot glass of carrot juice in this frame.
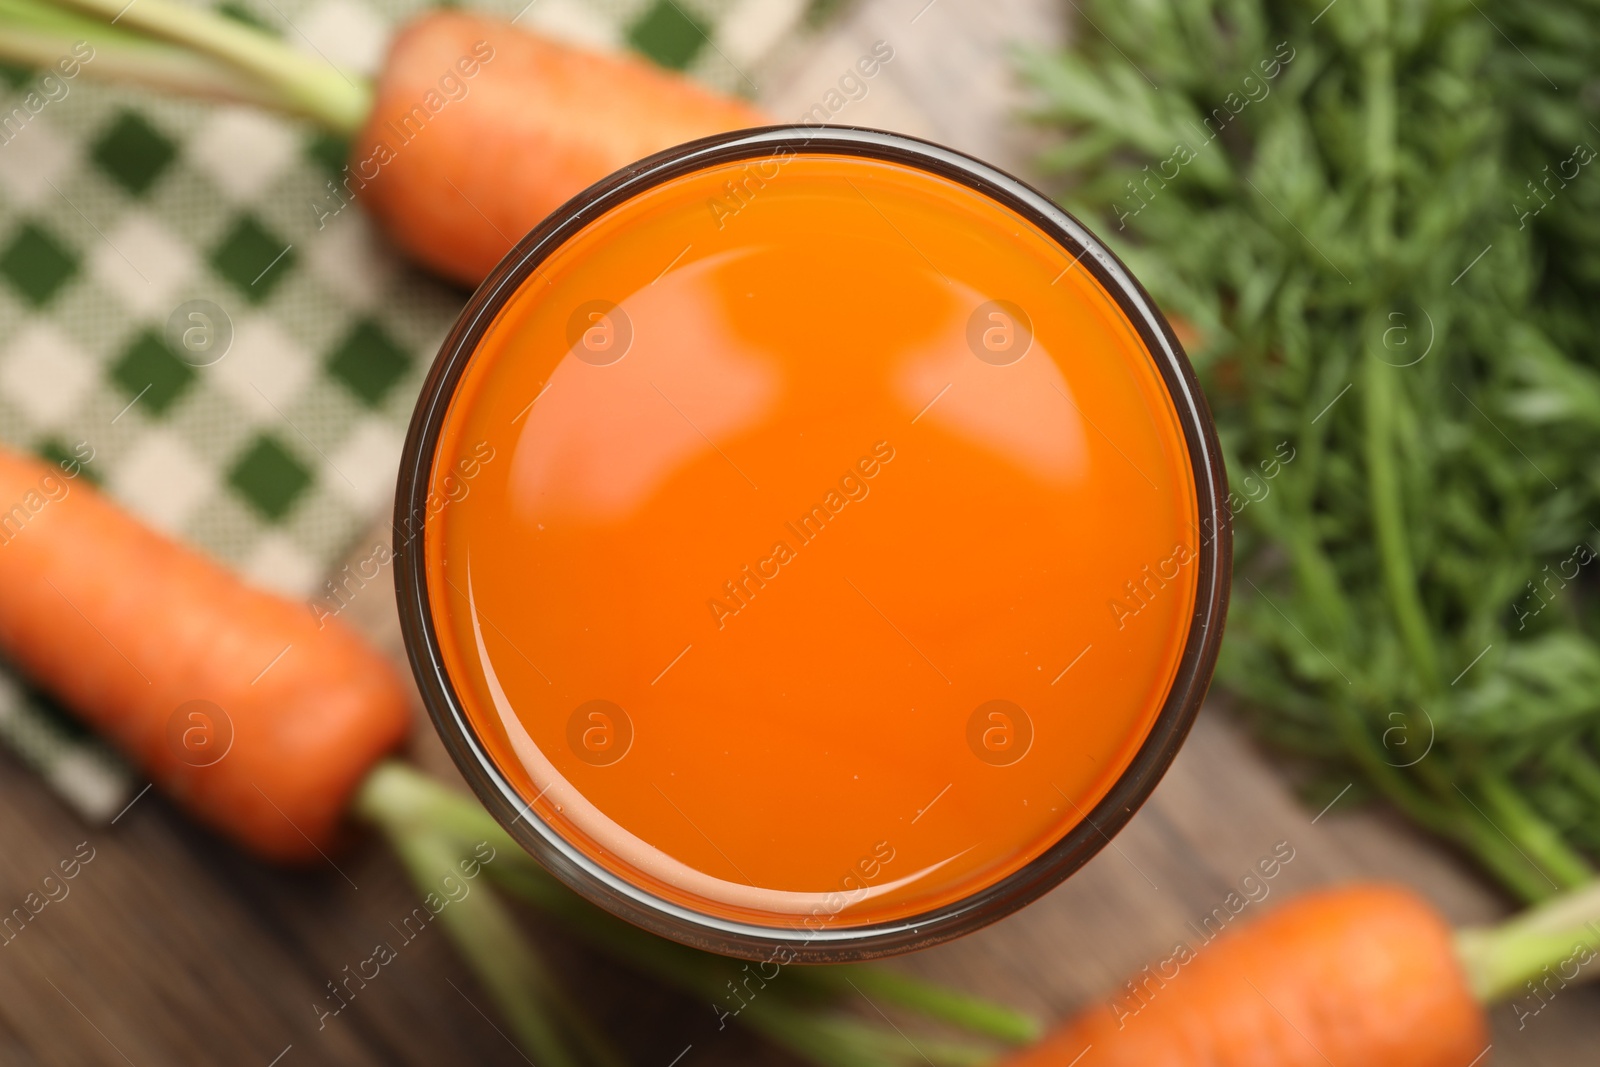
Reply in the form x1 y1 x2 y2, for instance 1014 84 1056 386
395 127 1230 960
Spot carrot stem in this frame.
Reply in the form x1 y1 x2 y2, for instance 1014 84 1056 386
1322 701 1566 902
1552 745 1600 807
1452 814 1565 905
1362 352 1440 691
382 825 599 1067
354 762 1037 1052
11 0 368 131
1412 760 1561 904
488 863 732 990
488 862 1001 1067
484 830 1038 1045
816 965 1042 1044
0 0 288 107
1475 773 1595 891
1455 879 1600 1002
739 1000 998 1066
354 760 517 845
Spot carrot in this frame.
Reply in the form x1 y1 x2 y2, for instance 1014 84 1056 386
1005 879 1600 1067
0 446 410 863
1004 885 1488 1067
353 11 768 286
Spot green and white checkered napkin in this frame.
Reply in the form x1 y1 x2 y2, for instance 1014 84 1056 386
0 0 826 821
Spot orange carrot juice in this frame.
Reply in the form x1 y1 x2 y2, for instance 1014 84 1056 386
408 132 1224 945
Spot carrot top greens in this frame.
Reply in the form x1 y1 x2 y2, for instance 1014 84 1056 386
1028 0 1600 902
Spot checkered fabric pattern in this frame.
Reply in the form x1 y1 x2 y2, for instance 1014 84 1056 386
0 0 825 821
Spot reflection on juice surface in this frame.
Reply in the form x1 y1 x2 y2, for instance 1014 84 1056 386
425 153 1199 928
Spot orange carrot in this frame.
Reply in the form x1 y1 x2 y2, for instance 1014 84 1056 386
0 446 410 863
1003 885 1489 1067
353 11 768 286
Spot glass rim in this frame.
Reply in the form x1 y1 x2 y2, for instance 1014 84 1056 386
393 124 1233 962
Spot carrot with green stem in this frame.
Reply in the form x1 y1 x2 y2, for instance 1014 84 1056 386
0 0 767 286
0 444 1036 1064
0 446 594 1062
0 447 411 862
999 880 1600 1066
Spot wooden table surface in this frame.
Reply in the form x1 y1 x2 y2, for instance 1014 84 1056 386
2 2 1597 1063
